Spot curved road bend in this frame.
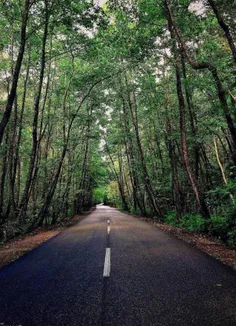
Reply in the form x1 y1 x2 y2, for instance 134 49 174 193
0 205 235 326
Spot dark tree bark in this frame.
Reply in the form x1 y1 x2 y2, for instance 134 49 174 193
36 146 67 227
0 133 9 223
18 2 50 221
207 0 236 64
106 145 129 212
164 88 184 219
0 0 30 145
125 76 163 217
166 5 210 218
6 98 18 219
76 109 91 213
122 98 147 215
176 65 210 218
181 53 200 180
14 49 31 210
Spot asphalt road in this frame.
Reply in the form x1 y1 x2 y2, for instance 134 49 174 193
0 205 236 326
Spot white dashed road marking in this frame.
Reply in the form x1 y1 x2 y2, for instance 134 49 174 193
107 225 110 234
103 248 111 277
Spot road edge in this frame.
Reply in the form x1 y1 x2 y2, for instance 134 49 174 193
129 213 236 271
0 208 96 271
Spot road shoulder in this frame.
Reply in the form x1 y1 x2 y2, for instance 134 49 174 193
0 210 94 270
133 215 236 270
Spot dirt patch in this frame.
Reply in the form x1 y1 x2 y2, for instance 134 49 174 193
0 210 94 270
137 217 236 270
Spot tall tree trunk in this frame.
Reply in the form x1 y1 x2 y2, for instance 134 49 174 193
18 3 50 221
106 146 129 211
207 0 236 64
0 0 30 145
166 7 210 218
176 64 210 218
0 133 9 223
76 113 91 213
36 146 67 227
164 88 184 219
181 53 200 180
125 76 163 217
214 138 234 201
122 99 146 215
7 98 18 219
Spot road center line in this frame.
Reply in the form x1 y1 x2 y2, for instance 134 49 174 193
107 219 110 224
107 225 110 234
103 248 111 277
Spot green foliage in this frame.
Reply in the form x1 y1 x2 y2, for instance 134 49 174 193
93 186 107 204
164 212 205 232
164 212 236 247
208 182 236 198
165 211 179 226
227 230 236 247
180 214 206 232
207 215 231 239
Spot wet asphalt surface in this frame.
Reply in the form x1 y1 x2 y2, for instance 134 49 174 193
0 205 236 326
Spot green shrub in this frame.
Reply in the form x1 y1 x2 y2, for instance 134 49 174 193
207 215 230 239
130 208 140 215
165 211 179 226
164 212 206 231
180 213 206 232
227 230 236 247
145 207 152 216
164 210 235 246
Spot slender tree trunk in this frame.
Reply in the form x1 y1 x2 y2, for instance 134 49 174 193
125 76 163 217
122 102 146 215
0 0 30 145
207 0 236 64
176 66 210 218
76 117 91 213
166 4 210 218
14 49 31 208
106 146 129 211
7 98 18 218
118 148 130 211
214 138 234 201
0 133 9 223
18 4 49 221
181 53 200 180
37 146 67 227
164 90 184 219
200 145 213 190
